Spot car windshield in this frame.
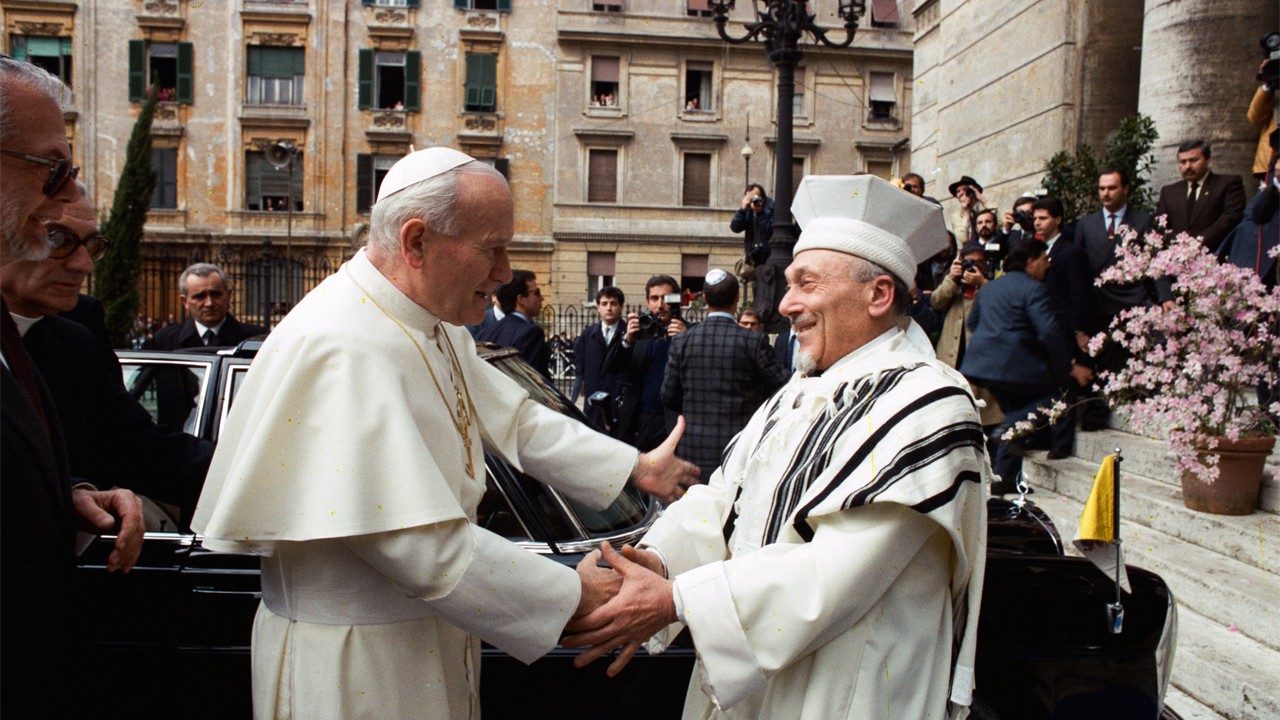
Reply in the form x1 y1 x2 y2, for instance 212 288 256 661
486 351 649 535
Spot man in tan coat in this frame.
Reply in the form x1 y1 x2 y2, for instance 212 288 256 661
932 240 1003 428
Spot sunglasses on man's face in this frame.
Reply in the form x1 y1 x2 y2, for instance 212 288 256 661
46 226 108 263
0 149 80 197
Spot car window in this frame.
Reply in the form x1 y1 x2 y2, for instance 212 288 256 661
121 360 210 436
487 352 650 536
477 469 533 541
217 365 252 443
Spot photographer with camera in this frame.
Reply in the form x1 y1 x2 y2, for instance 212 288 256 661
931 242 1003 430
1249 33 1279 179
604 275 689 451
730 183 775 267
947 175 987 245
1000 194 1038 247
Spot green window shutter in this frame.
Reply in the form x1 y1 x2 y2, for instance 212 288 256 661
454 0 469 9
356 154 373 213
404 51 421 111
294 48 305 76
247 46 262 77
407 0 421 7
358 49 373 110
129 40 146 101
480 54 496 110
10 37 27 62
496 0 511 10
361 0 374 5
176 42 194 104
464 54 480 109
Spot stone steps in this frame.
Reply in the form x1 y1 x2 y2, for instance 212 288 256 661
1022 475 1280 720
1164 685 1226 720
1073 428 1280 514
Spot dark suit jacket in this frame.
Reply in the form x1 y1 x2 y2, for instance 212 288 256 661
773 326 795 373
25 315 212 513
1222 181 1280 284
466 305 501 339
146 314 267 350
573 321 625 428
961 270 1073 388
478 313 550 379
1077 207 1155 331
1043 236 1092 341
1154 171 1247 253
1 361 78 714
59 294 121 383
661 315 789 478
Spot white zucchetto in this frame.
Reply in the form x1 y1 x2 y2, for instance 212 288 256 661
792 175 949 285
376 147 476 203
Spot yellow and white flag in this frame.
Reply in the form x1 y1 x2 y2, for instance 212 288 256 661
1073 454 1131 593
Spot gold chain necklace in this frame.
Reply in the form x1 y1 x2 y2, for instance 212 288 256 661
345 266 478 479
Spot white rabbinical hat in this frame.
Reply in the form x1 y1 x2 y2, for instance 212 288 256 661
791 175 949 285
376 146 476 203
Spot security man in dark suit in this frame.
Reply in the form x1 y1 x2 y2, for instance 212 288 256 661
961 241 1091 493
573 285 626 429
1154 139 1246 255
477 269 550 379
1 57 144 716
147 262 267 349
661 270 788 480
605 274 688 451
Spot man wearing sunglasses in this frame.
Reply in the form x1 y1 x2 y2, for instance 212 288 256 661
1 56 145 717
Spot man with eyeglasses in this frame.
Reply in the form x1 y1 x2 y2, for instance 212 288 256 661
1 55 145 717
477 268 550 379
147 262 267 349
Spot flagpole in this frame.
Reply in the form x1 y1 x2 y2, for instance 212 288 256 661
1108 448 1125 634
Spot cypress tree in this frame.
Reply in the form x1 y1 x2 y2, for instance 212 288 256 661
95 89 158 347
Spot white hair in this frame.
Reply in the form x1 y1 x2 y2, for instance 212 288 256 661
367 161 505 254
179 262 230 295
848 254 911 317
0 57 72 144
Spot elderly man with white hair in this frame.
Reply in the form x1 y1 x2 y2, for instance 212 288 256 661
565 175 990 720
191 147 698 718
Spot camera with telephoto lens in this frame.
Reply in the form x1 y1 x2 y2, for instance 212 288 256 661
1259 32 1280 91
1012 209 1036 234
637 293 683 339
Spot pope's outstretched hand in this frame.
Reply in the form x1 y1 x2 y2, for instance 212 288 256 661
631 416 700 503
563 542 675 677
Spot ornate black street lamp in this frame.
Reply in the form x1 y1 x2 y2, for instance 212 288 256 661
708 0 866 327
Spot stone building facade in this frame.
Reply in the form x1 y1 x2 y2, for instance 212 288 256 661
911 0 1276 220
2 0 912 324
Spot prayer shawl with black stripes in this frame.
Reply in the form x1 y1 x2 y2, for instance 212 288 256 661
642 326 989 720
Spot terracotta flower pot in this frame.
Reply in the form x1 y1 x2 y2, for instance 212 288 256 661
1181 435 1276 515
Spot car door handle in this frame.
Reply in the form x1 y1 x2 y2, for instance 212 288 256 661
192 587 262 600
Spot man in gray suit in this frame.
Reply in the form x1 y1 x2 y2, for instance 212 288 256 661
661 270 788 480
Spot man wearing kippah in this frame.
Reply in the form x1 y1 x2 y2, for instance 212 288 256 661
191 147 699 718
567 175 990 720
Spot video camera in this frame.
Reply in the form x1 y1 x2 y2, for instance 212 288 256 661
637 293 683 339
1260 32 1280 91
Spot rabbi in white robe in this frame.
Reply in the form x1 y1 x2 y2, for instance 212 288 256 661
191 148 697 720
565 175 990 720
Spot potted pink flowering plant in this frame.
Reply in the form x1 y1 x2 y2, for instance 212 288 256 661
1092 226 1280 514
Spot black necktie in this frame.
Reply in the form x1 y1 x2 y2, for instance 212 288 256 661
202 329 217 346
1186 181 1199 219
1 308 50 438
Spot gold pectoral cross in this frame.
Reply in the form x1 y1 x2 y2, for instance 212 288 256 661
455 385 475 478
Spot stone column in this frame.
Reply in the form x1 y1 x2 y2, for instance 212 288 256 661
1138 0 1279 186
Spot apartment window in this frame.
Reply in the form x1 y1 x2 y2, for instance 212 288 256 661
686 0 713 18
590 57 620 108
246 151 304 211
356 154 399 213
151 148 178 209
682 153 712 207
684 61 713 112
475 157 511 179
587 149 618 203
453 0 512 10
593 0 622 11
464 53 498 112
587 252 616 302
358 50 420 110
868 72 896 121
11 36 73 86
247 46 305 106
870 0 901 28
128 41 194 103
792 67 806 117
866 161 893 180
681 255 708 297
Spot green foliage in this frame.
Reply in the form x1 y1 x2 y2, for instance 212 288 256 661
95 91 158 347
1041 114 1160 221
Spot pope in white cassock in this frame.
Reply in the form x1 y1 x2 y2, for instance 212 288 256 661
191 147 698 719
565 175 991 720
